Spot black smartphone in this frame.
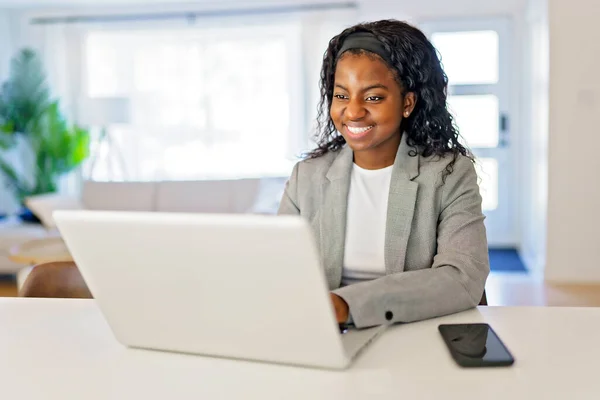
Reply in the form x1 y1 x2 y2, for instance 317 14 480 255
438 323 515 367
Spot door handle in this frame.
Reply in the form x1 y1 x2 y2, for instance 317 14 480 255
499 114 509 147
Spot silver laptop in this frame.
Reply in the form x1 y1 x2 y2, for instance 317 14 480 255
53 210 386 370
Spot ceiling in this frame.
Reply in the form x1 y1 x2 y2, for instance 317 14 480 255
0 0 337 9
0 0 200 6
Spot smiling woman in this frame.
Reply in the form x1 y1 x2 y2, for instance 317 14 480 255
330 53 413 169
278 20 490 329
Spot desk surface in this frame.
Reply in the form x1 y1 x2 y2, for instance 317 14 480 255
1 299 599 399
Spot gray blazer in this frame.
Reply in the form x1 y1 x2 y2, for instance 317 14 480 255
277 134 490 328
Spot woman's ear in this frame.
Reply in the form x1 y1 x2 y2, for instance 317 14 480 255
402 92 417 118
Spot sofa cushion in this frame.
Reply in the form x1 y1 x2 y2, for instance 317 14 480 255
245 177 288 214
229 179 262 213
82 181 156 211
155 180 235 213
80 178 288 215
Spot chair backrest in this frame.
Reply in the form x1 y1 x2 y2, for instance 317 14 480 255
479 290 488 306
19 261 92 299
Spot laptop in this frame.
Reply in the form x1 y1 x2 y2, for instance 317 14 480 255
53 210 387 370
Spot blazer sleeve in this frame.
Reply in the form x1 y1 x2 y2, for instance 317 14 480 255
332 156 490 328
277 162 300 215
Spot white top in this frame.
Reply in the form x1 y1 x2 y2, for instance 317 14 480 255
1 299 599 399
343 163 393 286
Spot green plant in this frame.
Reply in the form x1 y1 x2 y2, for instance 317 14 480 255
0 48 51 147
0 48 90 205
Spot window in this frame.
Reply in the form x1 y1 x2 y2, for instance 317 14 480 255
446 94 499 148
431 30 499 85
81 23 303 181
431 29 503 151
475 157 499 211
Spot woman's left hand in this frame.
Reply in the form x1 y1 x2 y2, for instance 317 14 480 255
330 293 350 323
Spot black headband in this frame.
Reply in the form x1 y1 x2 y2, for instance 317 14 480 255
337 31 393 66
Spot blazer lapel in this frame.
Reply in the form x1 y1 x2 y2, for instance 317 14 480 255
321 146 353 289
319 135 419 287
385 135 420 274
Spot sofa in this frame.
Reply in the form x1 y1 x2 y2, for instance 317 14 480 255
27 177 288 228
0 176 288 274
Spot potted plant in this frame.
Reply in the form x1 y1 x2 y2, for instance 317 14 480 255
0 48 90 222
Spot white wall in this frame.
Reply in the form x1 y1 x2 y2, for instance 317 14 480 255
519 0 549 276
545 0 600 283
0 9 13 82
0 9 20 214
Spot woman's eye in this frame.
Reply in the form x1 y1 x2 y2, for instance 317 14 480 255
366 96 383 102
334 94 348 100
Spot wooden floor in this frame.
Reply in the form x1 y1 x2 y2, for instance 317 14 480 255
485 272 600 307
1 272 600 307
0 278 17 297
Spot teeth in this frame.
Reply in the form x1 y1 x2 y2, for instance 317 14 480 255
347 125 373 134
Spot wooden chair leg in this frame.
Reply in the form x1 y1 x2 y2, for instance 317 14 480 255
19 261 93 299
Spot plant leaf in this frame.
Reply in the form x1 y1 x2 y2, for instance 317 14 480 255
29 101 91 193
0 48 51 134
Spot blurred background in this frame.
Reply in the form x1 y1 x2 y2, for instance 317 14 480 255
0 0 598 306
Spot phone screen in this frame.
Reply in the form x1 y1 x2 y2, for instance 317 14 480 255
438 323 514 367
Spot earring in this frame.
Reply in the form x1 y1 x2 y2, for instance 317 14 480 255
404 111 409 117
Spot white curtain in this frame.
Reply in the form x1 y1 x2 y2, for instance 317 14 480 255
19 22 84 197
20 7 359 186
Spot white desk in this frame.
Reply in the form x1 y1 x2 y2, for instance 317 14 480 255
1 299 599 399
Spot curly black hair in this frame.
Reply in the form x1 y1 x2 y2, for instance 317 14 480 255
306 19 473 178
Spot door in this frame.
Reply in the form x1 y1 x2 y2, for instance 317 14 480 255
420 18 515 247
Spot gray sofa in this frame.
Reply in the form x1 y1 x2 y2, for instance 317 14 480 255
26 177 289 230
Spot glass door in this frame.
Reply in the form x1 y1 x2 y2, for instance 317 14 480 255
420 18 515 247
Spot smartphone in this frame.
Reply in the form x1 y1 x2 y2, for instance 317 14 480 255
438 323 514 367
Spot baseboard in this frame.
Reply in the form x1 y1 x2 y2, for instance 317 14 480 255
543 273 600 285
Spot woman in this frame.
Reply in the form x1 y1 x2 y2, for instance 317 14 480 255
278 20 489 329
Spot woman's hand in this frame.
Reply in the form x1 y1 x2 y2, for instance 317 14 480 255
330 293 350 323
